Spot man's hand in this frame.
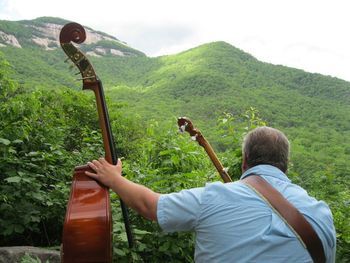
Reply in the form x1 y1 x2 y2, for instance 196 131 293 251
85 158 121 189
85 157 160 221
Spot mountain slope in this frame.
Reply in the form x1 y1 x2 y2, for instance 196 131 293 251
106 42 349 127
0 17 349 169
102 42 350 193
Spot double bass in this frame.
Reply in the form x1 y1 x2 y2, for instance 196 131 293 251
59 22 133 262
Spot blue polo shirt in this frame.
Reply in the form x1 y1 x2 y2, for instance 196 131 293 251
157 165 336 262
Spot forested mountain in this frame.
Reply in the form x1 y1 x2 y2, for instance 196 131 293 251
0 17 349 261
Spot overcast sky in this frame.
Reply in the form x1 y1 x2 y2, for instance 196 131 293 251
1 0 350 81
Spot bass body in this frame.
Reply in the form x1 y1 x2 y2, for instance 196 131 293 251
62 166 112 262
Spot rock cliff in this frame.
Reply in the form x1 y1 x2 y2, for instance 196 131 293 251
0 17 145 57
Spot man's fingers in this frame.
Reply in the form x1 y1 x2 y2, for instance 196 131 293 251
92 159 104 170
87 161 99 171
85 170 98 179
116 159 122 168
99 158 108 165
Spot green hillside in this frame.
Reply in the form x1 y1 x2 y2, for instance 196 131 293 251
101 42 350 200
0 18 349 261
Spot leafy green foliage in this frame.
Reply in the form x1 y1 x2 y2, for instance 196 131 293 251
19 254 43 263
0 20 33 41
1 47 78 90
111 121 211 262
0 57 143 246
0 86 95 244
30 16 70 26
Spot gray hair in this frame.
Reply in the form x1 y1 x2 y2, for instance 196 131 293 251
242 126 290 172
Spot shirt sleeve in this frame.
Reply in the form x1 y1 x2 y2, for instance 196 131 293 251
157 187 205 233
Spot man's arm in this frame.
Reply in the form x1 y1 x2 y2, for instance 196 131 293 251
85 158 160 221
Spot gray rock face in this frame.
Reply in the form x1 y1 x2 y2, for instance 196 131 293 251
0 18 145 57
0 246 60 263
0 22 119 51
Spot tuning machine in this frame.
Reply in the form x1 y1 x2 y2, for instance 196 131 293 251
179 122 188 133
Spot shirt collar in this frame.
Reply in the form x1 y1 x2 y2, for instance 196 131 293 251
240 164 291 183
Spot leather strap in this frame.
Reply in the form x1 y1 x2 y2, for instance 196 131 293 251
242 175 326 263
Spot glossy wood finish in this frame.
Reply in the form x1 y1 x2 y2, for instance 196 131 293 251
62 166 112 263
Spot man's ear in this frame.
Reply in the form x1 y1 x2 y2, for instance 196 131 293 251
241 153 248 173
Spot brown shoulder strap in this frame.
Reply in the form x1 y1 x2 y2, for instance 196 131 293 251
242 175 326 263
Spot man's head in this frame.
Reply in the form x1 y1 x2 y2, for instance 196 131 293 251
242 126 290 173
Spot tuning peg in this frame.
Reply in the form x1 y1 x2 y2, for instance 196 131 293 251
191 135 198 141
179 121 188 133
179 124 186 133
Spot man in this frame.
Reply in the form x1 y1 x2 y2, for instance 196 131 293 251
86 126 336 262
